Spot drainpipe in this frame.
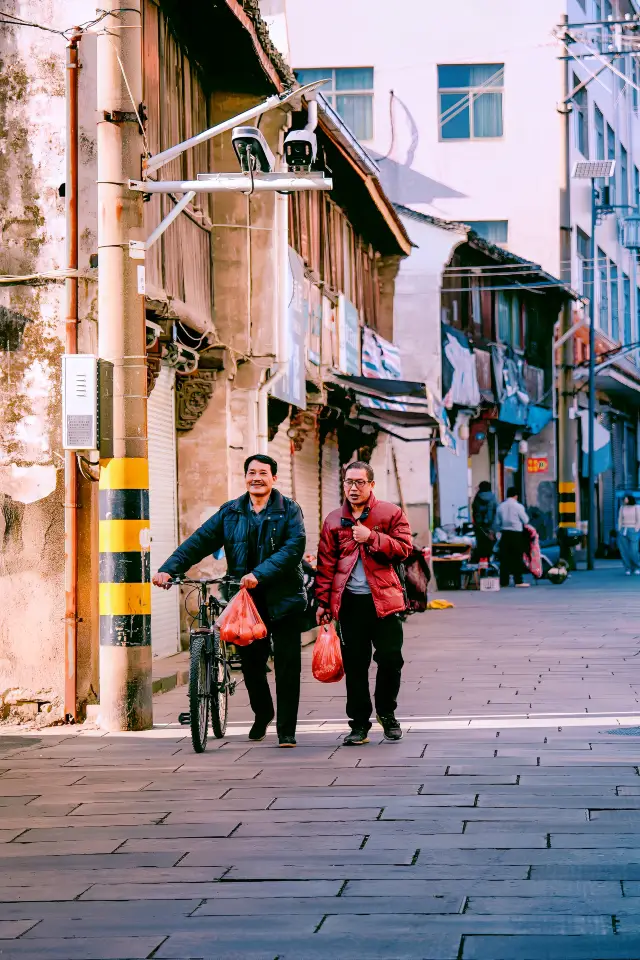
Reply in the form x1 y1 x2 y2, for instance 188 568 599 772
64 28 81 721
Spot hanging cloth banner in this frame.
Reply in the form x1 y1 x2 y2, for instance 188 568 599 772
442 324 481 409
579 410 612 476
362 326 402 380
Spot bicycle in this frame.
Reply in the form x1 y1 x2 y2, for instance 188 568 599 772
168 575 240 752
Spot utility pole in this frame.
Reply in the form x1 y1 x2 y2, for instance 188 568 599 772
97 1 152 731
557 14 579 563
587 182 597 570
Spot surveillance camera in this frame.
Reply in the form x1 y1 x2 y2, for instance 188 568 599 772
284 129 317 172
232 126 275 174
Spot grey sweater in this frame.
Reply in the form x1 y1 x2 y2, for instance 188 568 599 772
496 498 529 532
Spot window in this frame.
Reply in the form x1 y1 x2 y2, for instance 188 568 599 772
577 0 585 9
598 247 609 333
574 76 589 157
295 68 373 141
624 274 632 345
611 261 619 341
633 57 640 113
465 220 508 244
620 144 629 208
438 63 504 140
604 0 613 18
594 106 605 160
607 124 616 202
577 228 592 299
496 291 522 348
593 0 601 17
635 166 640 208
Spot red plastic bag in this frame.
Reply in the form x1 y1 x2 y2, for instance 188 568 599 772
215 587 267 647
312 623 344 683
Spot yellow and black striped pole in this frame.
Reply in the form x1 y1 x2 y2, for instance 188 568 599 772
98 458 152 729
558 480 577 528
99 457 151 729
97 2 152 730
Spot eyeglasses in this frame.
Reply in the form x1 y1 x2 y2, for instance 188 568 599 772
343 478 369 489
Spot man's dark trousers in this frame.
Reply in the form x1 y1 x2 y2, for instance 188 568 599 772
237 612 301 737
500 530 524 586
338 591 404 733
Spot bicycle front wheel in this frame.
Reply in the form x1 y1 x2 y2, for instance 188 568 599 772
210 633 229 739
189 634 210 753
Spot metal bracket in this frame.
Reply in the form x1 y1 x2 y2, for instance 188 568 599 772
143 79 327 176
129 190 197 259
129 174 333 195
103 110 141 124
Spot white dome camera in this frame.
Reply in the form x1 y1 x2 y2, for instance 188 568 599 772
284 128 317 172
232 126 275 174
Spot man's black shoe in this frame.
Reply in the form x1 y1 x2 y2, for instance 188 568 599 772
343 729 370 746
377 714 403 741
248 714 274 741
278 735 297 748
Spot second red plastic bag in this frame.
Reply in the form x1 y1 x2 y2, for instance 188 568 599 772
312 623 344 683
215 587 267 647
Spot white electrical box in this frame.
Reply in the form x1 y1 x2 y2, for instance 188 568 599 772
62 354 98 450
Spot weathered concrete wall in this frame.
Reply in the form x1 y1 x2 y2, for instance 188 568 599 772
0 1 98 718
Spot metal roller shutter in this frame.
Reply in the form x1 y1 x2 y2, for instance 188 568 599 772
148 365 180 658
293 431 321 557
268 419 293 498
321 432 342 523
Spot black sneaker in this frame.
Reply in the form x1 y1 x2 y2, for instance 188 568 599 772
278 735 297 748
248 714 274 742
377 714 403 741
343 729 370 746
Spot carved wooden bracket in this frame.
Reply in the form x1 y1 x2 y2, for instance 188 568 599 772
288 405 321 451
175 370 217 433
146 351 162 396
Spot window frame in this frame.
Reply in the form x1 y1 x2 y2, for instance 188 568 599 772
597 247 609 335
294 67 374 141
573 74 589 158
611 260 619 342
438 63 504 142
620 143 629 208
465 220 508 244
623 273 632 345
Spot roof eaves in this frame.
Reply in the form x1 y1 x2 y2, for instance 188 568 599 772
465 230 579 300
224 0 295 89
315 101 412 256
393 203 469 234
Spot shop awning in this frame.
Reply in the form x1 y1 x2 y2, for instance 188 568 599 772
358 408 439 428
328 371 427 401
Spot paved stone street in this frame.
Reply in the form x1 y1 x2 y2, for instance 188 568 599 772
2 566 640 959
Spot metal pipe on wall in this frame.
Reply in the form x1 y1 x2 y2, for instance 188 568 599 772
64 29 81 722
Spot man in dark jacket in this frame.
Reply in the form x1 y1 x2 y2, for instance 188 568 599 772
152 454 306 747
472 481 497 563
315 461 412 746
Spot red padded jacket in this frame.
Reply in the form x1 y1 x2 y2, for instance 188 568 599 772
315 494 413 620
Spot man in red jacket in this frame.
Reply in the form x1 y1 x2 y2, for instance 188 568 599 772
315 461 413 745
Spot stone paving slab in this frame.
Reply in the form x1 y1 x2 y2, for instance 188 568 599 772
2 565 640 959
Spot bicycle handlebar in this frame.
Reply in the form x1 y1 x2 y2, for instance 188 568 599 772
166 575 242 587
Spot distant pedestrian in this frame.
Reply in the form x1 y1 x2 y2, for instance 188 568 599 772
496 486 529 588
315 461 412 746
472 481 497 562
618 494 640 576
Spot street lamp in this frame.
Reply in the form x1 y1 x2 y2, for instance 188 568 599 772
571 158 615 571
